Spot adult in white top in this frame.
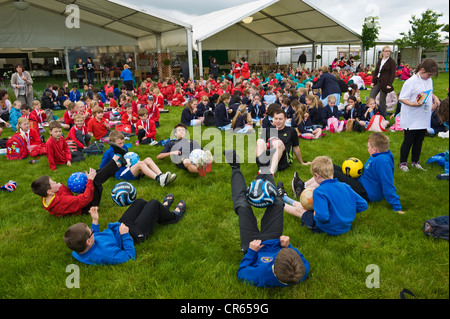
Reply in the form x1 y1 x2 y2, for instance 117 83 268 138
398 59 441 171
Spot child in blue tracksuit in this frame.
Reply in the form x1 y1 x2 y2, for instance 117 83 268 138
64 197 185 265
224 149 310 288
99 131 176 187
290 133 404 216
283 156 368 235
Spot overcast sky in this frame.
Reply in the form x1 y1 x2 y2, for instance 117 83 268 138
121 0 449 41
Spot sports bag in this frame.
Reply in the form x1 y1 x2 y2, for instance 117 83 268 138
423 216 449 240
6 135 29 160
366 113 388 132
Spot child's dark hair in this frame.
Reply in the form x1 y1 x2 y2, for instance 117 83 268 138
415 58 439 77
20 104 31 111
64 223 91 253
174 123 187 131
273 248 305 284
31 175 51 197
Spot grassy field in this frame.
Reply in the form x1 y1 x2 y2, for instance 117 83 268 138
0 75 448 300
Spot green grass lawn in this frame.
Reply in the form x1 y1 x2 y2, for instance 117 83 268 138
0 75 448 300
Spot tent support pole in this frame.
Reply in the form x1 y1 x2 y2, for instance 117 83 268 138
186 27 194 80
198 41 203 78
64 47 71 84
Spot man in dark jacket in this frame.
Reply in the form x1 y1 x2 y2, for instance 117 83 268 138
297 51 307 69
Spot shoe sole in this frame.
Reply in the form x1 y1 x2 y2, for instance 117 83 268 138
292 173 300 198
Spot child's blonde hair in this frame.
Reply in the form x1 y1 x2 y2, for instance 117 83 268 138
12 100 22 108
306 94 319 109
231 104 249 129
17 117 28 131
327 95 337 104
73 113 85 122
310 156 334 180
368 132 390 152
32 100 41 108
109 130 125 143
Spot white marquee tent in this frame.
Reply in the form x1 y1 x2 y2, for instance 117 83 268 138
162 0 361 75
0 0 195 80
0 0 362 80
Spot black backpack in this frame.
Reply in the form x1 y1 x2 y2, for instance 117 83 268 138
423 216 449 240
203 110 216 127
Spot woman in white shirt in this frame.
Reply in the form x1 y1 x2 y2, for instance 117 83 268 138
398 59 441 172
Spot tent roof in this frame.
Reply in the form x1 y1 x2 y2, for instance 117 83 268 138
0 0 191 49
185 0 361 49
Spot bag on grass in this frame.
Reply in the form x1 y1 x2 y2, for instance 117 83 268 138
423 215 449 240
6 135 29 160
82 141 105 156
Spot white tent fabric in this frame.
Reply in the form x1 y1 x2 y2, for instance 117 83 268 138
162 0 361 51
0 0 195 80
0 0 192 49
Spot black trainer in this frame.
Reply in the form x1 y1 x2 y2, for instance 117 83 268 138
292 172 305 198
109 142 128 156
223 150 240 169
276 181 286 198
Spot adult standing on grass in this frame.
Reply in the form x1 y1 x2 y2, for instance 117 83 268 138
369 46 397 114
398 58 441 172
10 63 34 106
121 64 134 92
312 66 341 107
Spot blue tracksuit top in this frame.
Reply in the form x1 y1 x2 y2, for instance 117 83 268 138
99 144 130 180
313 179 368 236
120 69 134 82
357 150 402 211
238 239 310 288
72 223 136 265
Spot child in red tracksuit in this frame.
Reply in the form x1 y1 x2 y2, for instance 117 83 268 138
46 121 73 171
171 87 186 106
120 103 139 129
31 144 125 217
145 95 160 128
136 108 157 145
67 113 91 150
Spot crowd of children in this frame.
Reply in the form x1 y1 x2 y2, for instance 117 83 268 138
0 54 448 290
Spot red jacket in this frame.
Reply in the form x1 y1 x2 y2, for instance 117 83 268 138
42 180 94 217
121 112 139 125
67 125 89 149
64 110 76 126
240 62 250 79
232 63 241 78
21 128 41 146
171 93 186 106
136 118 156 140
46 136 72 171
30 109 47 124
145 104 160 123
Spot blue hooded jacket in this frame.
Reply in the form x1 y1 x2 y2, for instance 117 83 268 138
357 150 402 211
72 223 135 265
238 239 310 288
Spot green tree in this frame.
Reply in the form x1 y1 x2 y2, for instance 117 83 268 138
361 16 380 66
395 9 444 64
